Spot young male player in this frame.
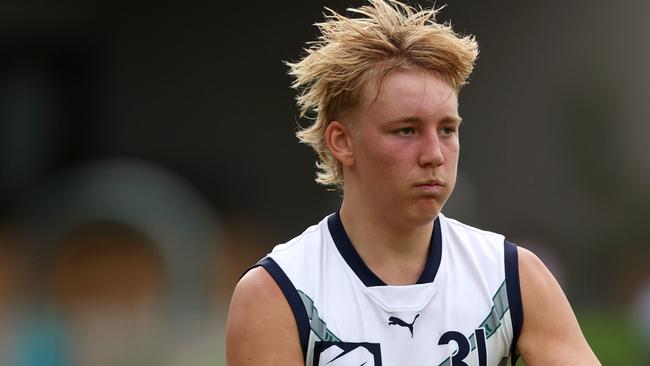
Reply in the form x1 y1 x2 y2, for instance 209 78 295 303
226 1 600 365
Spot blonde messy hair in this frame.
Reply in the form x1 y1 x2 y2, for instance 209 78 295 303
288 0 479 188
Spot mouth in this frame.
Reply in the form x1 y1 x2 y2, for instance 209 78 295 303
414 180 445 193
415 179 445 187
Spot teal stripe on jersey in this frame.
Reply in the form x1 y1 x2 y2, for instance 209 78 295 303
298 290 341 342
480 281 510 338
438 281 512 366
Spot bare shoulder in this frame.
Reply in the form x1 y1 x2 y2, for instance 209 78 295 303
516 247 600 365
225 266 304 366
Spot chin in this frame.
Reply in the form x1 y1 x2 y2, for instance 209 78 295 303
407 204 441 227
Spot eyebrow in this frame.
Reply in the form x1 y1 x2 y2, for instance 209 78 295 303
383 115 463 125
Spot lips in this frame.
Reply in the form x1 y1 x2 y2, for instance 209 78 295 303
414 179 445 187
414 180 445 193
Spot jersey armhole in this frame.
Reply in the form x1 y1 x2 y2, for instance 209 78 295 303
504 240 523 362
242 257 310 360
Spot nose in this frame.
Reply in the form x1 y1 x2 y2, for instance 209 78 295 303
417 129 445 167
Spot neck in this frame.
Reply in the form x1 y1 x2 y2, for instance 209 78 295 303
339 195 435 286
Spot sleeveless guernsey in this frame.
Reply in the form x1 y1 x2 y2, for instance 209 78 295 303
250 211 523 366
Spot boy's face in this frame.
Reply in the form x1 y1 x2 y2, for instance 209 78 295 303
345 67 461 227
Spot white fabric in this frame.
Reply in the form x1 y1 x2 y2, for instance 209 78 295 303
265 213 516 366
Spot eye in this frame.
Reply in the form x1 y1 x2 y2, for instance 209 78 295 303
440 126 457 137
394 127 416 136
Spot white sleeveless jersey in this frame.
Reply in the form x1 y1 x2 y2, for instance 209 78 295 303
252 212 523 366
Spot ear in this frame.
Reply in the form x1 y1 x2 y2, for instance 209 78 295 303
325 120 354 167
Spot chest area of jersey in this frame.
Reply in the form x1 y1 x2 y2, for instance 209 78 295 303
301 281 512 366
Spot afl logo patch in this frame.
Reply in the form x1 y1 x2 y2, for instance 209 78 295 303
313 341 382 366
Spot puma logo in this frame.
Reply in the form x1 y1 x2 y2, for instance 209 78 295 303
388 314 420 337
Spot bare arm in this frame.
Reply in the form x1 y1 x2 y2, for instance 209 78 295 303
225 267 304 366
516 247 600 365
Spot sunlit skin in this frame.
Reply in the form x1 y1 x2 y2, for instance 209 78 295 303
326 67 461 284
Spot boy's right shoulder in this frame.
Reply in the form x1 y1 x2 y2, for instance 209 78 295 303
268 214 331 255
225 266 304 365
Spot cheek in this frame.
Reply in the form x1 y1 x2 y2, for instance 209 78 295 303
370 142 413 172
444 140 460 163
357 146 408 186
354 130 417 181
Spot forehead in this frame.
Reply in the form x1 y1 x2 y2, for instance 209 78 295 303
355 67 459 122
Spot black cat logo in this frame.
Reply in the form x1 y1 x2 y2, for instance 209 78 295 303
388 314 420 337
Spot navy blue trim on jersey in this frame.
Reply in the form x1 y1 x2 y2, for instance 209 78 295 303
327 210 442 287
504 240 523 362
417 215 442 284
246 257 310 359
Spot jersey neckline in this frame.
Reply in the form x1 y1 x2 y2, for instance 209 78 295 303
327 210 442 287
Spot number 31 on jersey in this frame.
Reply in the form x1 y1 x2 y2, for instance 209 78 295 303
438 328 487 366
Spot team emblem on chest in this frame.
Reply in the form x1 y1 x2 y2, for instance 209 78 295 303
313 341 382 366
